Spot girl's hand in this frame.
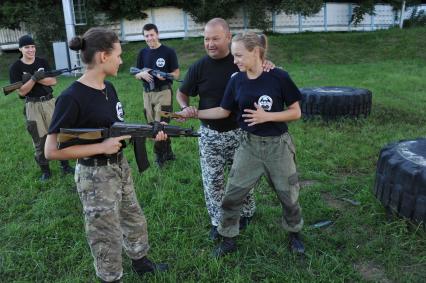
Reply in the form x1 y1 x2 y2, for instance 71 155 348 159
155 131 168 141
102 135 130 154
242 103 270 126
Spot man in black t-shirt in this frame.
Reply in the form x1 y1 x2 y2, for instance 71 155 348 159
176 18 256 240
9 35 73 181
134 23 180 167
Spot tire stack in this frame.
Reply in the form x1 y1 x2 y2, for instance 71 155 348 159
300 87 372 119
374 138 426 226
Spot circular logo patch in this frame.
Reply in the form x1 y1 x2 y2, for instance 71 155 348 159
156 58 165 68
116 102 124 121
258 95 273 111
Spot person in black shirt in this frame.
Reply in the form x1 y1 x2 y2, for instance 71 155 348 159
180 32 305 257
45 27 168 283
134 23 180 167
8 34 73 181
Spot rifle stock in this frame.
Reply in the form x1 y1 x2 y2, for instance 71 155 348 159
3 66 82 96
57 121 199 172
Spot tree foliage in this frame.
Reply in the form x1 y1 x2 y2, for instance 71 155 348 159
0 0 65 58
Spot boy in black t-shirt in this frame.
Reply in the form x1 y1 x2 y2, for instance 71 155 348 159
9 35 73 181
134 23 180 167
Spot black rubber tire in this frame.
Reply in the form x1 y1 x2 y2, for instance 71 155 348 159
300 87 372 119
374 138 426 225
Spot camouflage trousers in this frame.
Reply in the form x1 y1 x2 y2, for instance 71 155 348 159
24 98 55 166
75 156 149 282
218 132 304 238
199 125 256 227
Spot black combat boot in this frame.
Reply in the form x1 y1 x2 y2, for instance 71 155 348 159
163 139 175 162
288 232 305 254
39 164 51 181
154 141 166 168
209 225 219 241
60 160 74 175
239 216 253 230
212 236 237 257
132 256 169 277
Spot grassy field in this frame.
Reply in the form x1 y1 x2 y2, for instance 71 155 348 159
1 27 426 282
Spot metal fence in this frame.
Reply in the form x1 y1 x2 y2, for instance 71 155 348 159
1 3 425 50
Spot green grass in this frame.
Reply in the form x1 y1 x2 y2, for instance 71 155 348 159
1 27 426 282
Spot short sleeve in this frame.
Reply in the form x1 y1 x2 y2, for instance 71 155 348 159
179 63 199 97
9 62 22 83
220 76 237 111
281 73 302 107
48 94 79 134
169 49 179 71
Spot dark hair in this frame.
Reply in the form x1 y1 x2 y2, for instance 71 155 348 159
232 32 268 61
69 27 119 65
143 23 158 34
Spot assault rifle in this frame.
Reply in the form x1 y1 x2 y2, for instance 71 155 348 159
3 66 81 96
57 121 199 172
130 67 182 91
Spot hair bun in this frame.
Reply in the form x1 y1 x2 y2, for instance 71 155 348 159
69 36 84 51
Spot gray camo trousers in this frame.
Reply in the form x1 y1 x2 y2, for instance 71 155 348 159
75 156 149 282
199 125 256 227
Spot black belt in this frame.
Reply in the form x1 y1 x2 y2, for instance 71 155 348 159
146 85 171 93
78 151 123 167
25 94 53 102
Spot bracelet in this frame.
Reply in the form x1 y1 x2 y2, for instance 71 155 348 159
180 106 188 111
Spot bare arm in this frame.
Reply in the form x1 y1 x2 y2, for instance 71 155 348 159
45 131 168 160
242 101 301 126
170 68 180 80
38 77 57 86
44 134 130 160
176 89 190 109
198 107 231 120
17 77 57 97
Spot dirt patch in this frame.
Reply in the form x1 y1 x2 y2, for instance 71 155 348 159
354 262 392 283
321 192 346 210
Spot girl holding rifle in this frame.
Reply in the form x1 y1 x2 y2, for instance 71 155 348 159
45 27 168 283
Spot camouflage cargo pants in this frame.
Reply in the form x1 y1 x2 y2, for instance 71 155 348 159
199 125 256 227
218 132 304 238
25 98 55 166
75 156 149 282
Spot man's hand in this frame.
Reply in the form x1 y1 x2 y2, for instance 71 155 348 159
242 103 270 126
135 69 153 82
22 73 32 83
31 69 46 81
176 106 198 119
262 60 275 72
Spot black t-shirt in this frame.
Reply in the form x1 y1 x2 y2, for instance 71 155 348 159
179 53 239 132
9 57 53 98
48 81 125 144
136 44 179 89
221 68 302 136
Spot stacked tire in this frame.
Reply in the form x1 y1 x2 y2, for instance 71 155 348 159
300 87 372 119
374 138 426 226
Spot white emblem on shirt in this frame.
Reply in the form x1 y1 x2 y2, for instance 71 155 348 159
231 72 238 78
116 102 124 121
258 95 273 111
156 58 165 67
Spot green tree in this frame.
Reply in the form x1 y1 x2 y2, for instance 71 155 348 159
0 0 65 59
